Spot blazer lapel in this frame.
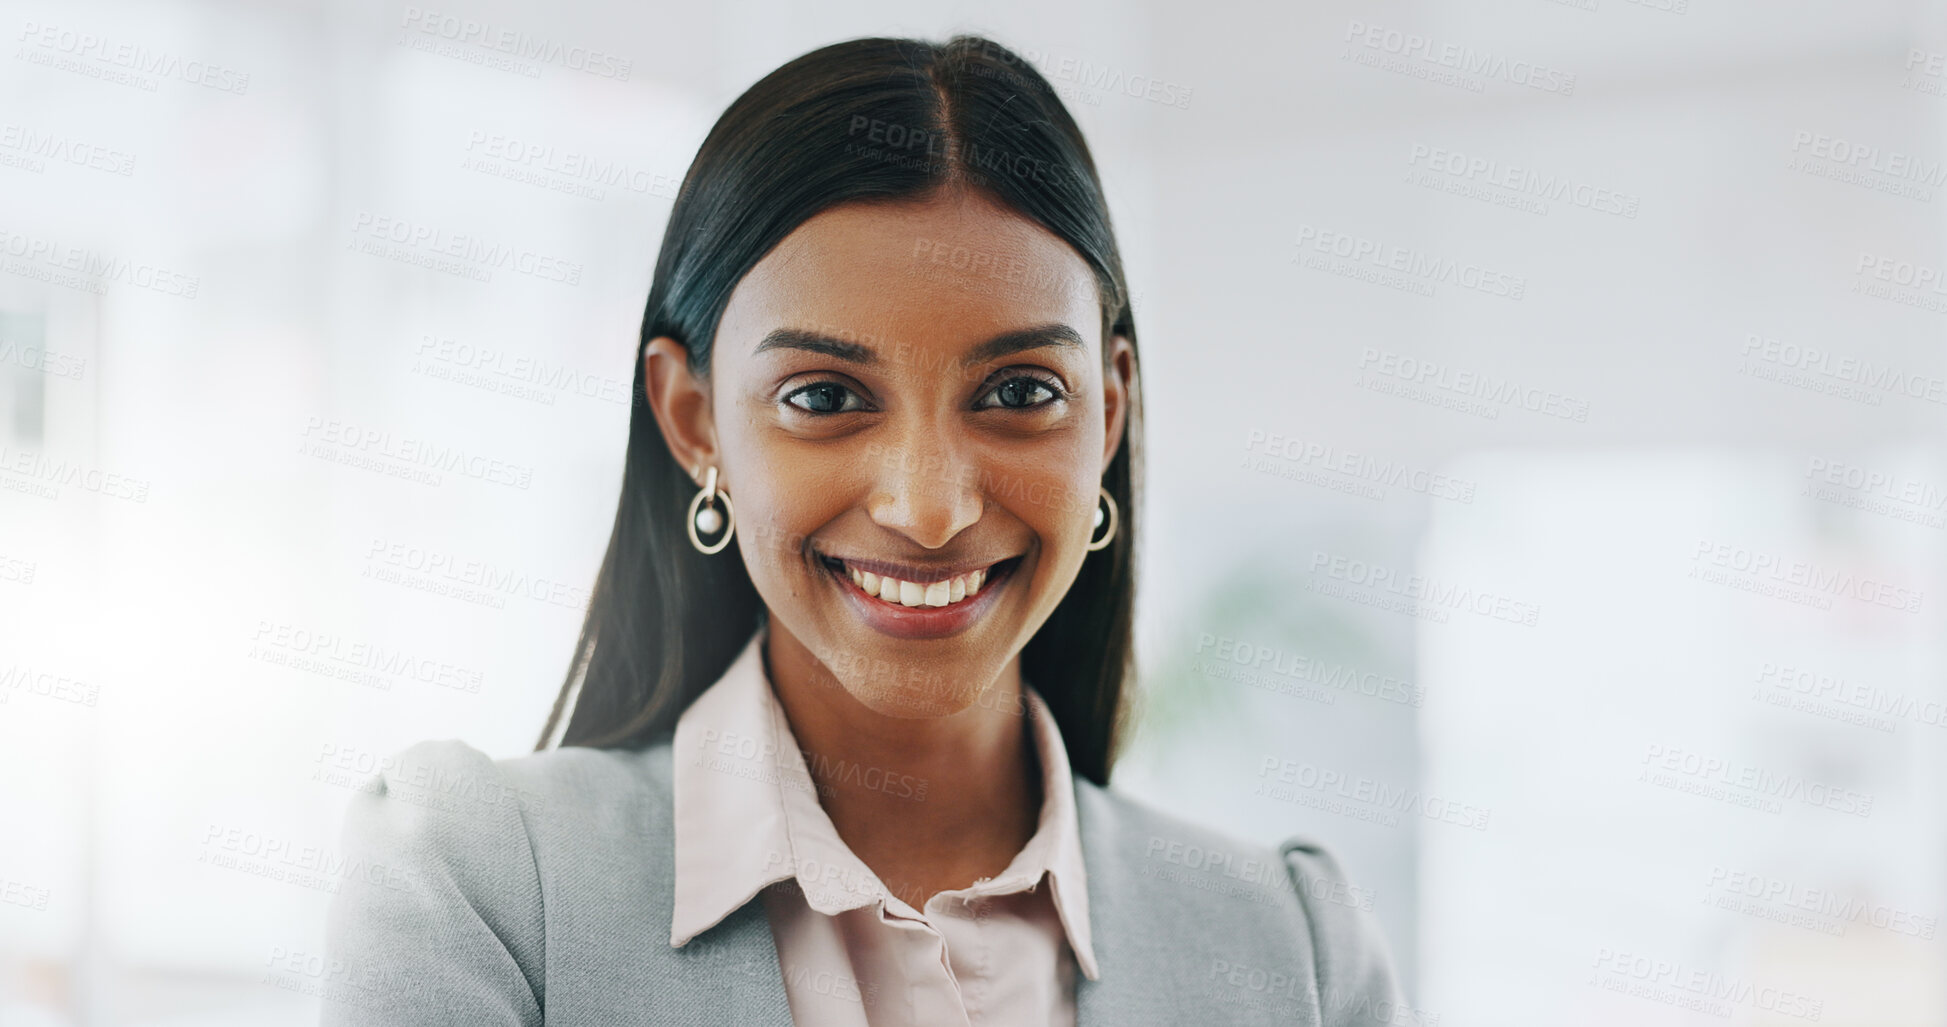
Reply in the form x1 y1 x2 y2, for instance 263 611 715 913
672 893 796 1026
1073 780 1159 1026
1070 780 1323 1026
638 742 796 1025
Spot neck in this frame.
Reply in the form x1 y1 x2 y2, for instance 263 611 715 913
762 623 1044 905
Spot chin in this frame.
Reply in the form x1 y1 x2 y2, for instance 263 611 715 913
840 665 993 720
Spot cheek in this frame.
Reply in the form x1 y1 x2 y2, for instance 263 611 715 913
737 490 819 577
722 450 834 580
985 439 1099 547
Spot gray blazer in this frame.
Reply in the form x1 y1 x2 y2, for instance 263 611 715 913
321 737 1411 1026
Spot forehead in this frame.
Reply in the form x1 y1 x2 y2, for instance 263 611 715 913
716 190 1101 364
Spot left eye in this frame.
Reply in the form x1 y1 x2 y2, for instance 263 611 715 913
979 375 1061 410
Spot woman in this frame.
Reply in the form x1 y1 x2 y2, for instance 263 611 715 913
324 34 1408 1027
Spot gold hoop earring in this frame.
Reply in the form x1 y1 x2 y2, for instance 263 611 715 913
1087 485 1118 552
687 465 736 555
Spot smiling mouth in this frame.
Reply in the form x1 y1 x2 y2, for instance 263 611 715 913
816 554 1022 609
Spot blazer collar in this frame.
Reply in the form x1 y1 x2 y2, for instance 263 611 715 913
669 625 1098 980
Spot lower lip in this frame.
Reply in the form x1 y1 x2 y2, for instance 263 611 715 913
825 559 1018 640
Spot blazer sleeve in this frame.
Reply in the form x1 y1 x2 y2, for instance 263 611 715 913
320 739 546 1027
1281 838 1413 1027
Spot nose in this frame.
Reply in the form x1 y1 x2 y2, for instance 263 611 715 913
863 434 984 550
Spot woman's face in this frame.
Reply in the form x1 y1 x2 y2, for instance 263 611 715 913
647 187 1133 718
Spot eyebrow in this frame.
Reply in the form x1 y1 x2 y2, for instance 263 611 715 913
754 323 1084 368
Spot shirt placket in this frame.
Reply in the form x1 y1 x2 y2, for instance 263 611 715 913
876 898 974 1027
937 890 996 1021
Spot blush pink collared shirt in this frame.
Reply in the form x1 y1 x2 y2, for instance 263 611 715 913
671 626 1100 1026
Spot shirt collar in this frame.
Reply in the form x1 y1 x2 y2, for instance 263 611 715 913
670 624 1098 980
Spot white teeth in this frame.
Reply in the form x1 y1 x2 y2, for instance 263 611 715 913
843 562 999 608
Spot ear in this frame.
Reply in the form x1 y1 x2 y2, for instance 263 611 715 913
1099 333 1135 472
641 336 719 486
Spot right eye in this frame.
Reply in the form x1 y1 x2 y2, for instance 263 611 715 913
783 381 866 414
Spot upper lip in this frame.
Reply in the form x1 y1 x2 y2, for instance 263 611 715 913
819 552 1016 585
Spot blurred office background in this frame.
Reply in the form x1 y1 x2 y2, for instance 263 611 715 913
2 0 1944 1022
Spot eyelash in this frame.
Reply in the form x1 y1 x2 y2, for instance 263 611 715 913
782 371 1070 415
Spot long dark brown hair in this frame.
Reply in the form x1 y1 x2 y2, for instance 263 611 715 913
533 34 1143 787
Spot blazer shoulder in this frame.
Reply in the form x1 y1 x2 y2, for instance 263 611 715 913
1077 777 1291 876
341 737 546 867
325 736 686 1025
324 737 549 1024
1075 781 1412 1025
1074 779 1311 946
489 736 676 847
492 734 675 798
1277 834 1414 1027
